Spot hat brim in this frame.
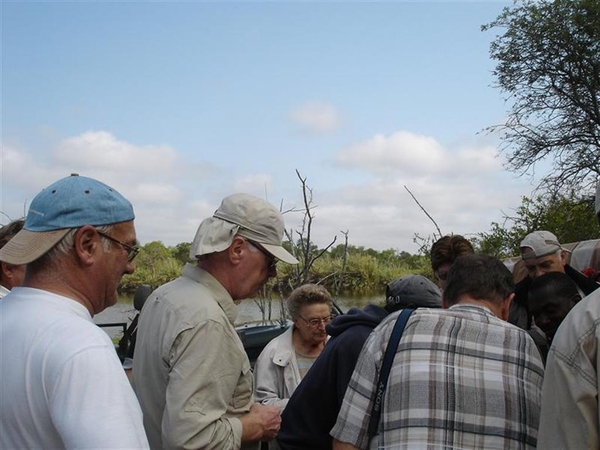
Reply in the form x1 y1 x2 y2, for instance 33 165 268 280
0 228 71 265
521 246 564 260
261 243 299 265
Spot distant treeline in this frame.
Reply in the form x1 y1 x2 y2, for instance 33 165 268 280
120 192 600 296
119 241 432 296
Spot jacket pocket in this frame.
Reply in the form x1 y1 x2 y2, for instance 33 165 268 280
232 358 253 409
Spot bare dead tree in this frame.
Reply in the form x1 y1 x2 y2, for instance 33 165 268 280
256 170 339 322
405 185 443 255
334 230 349 297
287 170 337 284
404 185 442 238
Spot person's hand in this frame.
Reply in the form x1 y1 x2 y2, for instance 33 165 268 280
250 403 281 441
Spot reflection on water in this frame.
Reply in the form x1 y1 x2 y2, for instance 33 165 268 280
93 294 136 339
95 292 385 339
237 295 385 324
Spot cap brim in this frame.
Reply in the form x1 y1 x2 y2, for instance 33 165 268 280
0 228 71 265
261 243 299 264
521 246 565 260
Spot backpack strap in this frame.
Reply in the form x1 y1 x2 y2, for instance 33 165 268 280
367 308 415 438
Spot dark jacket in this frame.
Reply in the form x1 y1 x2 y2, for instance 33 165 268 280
277 304 389 450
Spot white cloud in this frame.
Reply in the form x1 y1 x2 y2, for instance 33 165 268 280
291 130 537 252
454 144 501 173
335 131 504 179
1 131 221 245
297 173 531 253
56 131 179 173
0 144 70 194
129 183 183 204
336 131 446 176
1 129 538 253
232 174 274 198
288 101 341 133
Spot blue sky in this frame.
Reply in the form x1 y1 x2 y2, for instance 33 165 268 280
1 0 542 253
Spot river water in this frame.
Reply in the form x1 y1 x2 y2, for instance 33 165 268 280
93 293 384 339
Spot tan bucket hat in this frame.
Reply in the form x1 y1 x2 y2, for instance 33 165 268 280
189 193 299 264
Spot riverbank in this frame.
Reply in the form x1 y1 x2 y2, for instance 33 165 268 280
94 294 385 339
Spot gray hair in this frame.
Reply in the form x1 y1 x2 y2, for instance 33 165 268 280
33 225 116 272
286 284 332 320
48 225 115 258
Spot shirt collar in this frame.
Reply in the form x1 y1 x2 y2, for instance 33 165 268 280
182 263 239 324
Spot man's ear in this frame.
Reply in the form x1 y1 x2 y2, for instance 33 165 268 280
2 262 20 279
560 249 568 266
228 236 246 265
73 226 100 267
500 293 515 321
0 261 11 280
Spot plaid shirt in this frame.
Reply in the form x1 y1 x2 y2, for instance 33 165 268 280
331 305 544 449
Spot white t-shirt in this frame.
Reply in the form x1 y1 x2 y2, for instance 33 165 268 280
0 287 149 449
0 283 10 299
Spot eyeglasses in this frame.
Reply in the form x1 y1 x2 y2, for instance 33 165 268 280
299 315 333 328
247 240 277 270
97 230 140 262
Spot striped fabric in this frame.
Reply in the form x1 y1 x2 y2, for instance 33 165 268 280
331 305 544 450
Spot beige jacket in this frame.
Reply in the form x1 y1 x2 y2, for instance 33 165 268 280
538 288 600 449
133 264 257 450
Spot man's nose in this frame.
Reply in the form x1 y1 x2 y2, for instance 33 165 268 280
125 260 136 275
535 314 550 327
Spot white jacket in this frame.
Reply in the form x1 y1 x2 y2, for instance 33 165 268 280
254 326 301 411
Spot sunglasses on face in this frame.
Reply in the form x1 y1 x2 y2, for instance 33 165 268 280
246 240 277 270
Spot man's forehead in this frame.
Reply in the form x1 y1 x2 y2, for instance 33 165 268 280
523 250 561 265
530 294 563 307
113 220 137 238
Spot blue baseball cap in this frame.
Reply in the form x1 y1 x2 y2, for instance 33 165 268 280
0 174 134 264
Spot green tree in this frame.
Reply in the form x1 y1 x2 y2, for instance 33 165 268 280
171 242 192 264
483 0 600 195
477 193 599 258
121 241 183 291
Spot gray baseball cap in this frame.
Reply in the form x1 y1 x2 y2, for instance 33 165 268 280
520 230 563 260
189 193 299 264
385 275 442 311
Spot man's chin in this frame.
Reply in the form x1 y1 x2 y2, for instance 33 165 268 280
249 284 268 299
236 291 260 303
104 292 119 311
